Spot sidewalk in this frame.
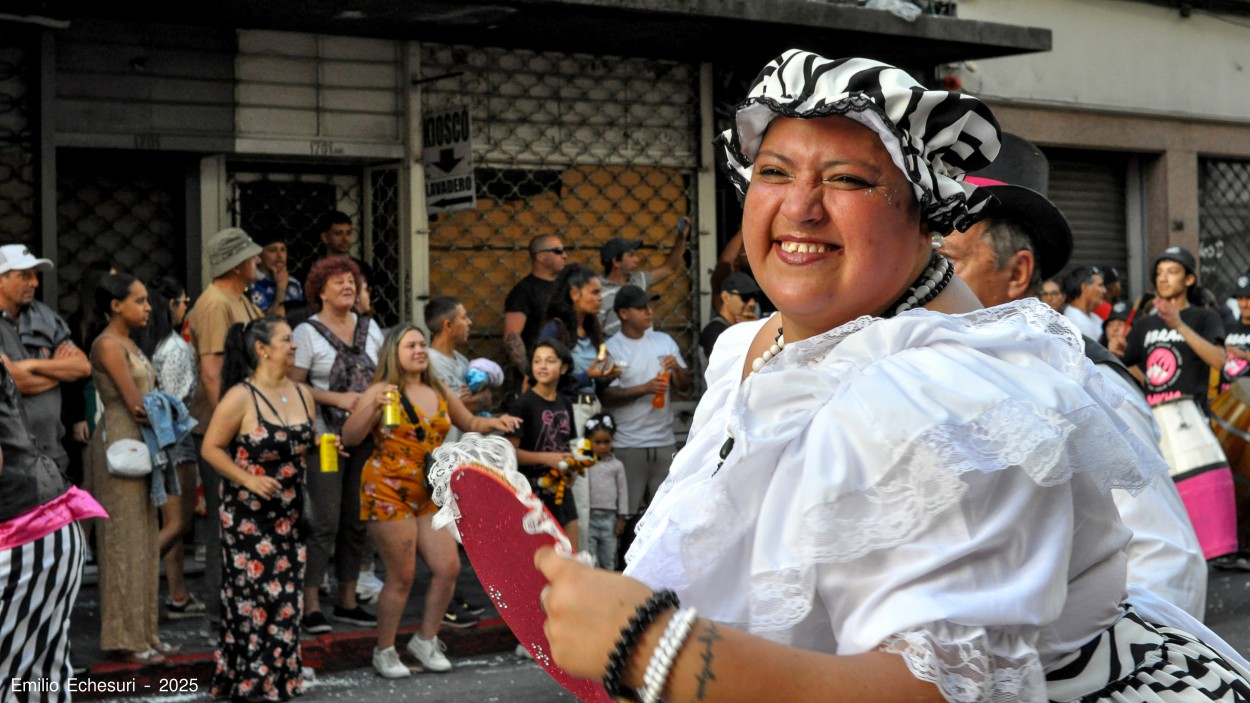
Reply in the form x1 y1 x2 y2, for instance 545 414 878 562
70 553 517 699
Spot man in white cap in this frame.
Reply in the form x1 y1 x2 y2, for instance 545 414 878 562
0 244 90 473
186 227 263 631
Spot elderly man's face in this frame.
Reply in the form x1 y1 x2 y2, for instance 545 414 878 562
940 220 1014 308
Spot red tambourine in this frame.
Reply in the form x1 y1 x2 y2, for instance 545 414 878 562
430 437 612 703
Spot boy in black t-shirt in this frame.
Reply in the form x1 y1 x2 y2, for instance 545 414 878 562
1122 246 1243 567
1221 283 1250 392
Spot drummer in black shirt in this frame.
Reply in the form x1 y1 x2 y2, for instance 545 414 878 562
1123 246 1246 569
1221 282 1250 393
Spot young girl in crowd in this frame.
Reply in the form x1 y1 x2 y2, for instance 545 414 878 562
508 339 579 546
86 273 172 664
137 275 204 619
342 324 519 679
583 413 628 571
202 319 316 701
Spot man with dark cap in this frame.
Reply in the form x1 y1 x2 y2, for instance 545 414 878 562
700 271 760 360
1094 266 1127 320
598 217 689 338
1122 245 1245 571
942 133 1208 617
604 285 691 524
1221 281 1250 393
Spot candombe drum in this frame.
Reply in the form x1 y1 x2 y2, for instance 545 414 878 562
1210 377 1250 546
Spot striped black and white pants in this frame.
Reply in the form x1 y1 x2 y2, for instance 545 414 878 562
1047 605 1250 702
0 522 86 702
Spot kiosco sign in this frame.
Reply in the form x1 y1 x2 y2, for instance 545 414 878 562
422 107 476 214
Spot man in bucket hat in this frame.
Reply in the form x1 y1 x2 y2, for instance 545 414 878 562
941 134 1206 618
185 227 263 631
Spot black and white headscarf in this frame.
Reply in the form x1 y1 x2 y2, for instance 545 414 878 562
719 50 1002 234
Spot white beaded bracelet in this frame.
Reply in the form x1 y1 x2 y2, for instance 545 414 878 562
639 607 699 703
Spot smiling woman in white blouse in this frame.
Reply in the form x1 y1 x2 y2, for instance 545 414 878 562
529 50 1250 703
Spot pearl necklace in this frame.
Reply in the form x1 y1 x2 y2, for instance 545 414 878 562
749 328 786 373
713 252 953 477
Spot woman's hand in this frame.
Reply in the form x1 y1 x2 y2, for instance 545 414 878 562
490 414 523 433
373 384 399 410
244 473 282 499
73 421 91 444
540 452 574 471
336 391 363 411
587 358 619 380
535 545 656 679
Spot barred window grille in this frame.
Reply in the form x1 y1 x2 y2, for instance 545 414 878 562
56 151 184 321
420 44 700 387
0 27 37 247
1199 157 1250 302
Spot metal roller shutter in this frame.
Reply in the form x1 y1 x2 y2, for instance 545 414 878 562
1042 148 1128 281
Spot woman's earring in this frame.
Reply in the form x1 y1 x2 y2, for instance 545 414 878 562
930 232 944 250
263 352 270 360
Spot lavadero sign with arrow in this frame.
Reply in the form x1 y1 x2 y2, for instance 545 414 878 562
422 107 476 214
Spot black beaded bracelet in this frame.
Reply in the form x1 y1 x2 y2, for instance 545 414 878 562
602 589 681 700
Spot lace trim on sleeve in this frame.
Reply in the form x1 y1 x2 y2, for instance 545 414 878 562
879 625 1047 703
748 400 1154 634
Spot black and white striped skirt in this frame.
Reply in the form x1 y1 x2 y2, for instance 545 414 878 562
1047 605 1250 702
0 522 86 699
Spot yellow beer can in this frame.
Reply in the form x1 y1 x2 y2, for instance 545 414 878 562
319 433 338 472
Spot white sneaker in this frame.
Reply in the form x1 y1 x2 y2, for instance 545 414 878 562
407 635 452 672
372 647 411 679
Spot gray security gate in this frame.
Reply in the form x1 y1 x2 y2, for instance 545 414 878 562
419 44 701 371
1199 157 1250 301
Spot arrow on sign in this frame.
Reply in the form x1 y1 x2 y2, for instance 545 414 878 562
431 194 474 209
433 148 462 175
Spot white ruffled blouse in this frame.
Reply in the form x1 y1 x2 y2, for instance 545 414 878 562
624 300 1167 702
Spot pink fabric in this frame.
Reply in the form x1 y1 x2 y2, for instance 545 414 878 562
964 176 1007 188
0 486 108 551
1175 468 1238 559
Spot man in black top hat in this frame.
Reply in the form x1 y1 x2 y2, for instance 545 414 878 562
1122 246 1244 570
699 271 761 360
942 134 1208 615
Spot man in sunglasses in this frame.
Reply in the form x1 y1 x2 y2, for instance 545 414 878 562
699 271 761 361
503 233 569 375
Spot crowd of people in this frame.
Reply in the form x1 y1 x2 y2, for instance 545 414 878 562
0 203 701 696
5 46 1250 703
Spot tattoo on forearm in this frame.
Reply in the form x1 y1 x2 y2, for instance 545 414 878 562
504 332 527 369
693 622 721 700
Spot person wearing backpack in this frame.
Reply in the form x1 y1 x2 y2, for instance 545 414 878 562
290 255 384 635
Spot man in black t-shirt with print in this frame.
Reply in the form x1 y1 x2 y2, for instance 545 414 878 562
1221 283 1250 393
1122 245 1243 568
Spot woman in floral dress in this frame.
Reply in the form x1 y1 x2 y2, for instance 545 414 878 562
201 318 318 701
